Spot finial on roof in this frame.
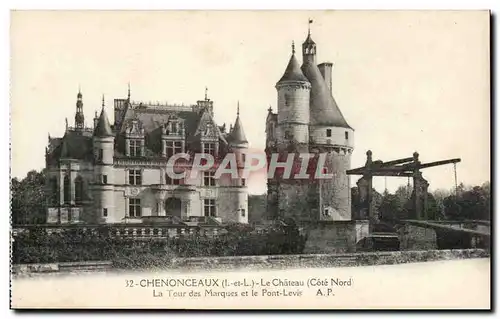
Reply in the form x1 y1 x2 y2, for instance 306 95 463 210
292 41 295 55
127 82 131 100
308 18 313 35
237 101 240 116
205 86 208 100
268 105 272 113
102 94 105 109
95 110 98 118
65 118 68 130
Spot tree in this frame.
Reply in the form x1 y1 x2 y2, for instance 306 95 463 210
378 193 404 222
11 170 47 225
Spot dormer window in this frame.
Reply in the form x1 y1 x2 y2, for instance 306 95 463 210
345 131 349 140
129 140 142 157
166 141 183 158
171 122 178 134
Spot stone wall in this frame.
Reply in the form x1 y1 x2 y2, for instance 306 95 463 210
399 224 437 251
302 221 357 254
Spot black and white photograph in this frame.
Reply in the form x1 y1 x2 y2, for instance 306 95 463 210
9 10 491 309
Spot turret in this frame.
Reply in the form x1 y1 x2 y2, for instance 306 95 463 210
92 95 115 223
275 41 311 149
228 103 248 223
74 88 85 130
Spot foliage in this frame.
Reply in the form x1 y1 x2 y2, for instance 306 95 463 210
351 181 490 222
12 223 307 267
11 170 47 225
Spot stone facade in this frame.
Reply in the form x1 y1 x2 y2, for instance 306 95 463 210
45 90 249 225
266 30 354 224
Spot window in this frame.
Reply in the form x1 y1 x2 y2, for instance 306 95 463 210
284 130 292 140
204 171 216 186
129 198 141 217
241 178 246 186
284 93 290 107
129 140 142 157
204 199 216 217
241 209 246 217
75 176 84 204
345 131 349 140
166 141 183 158
170 122 178 134
326 129 332 137
103 208 108 217
203 143 216 156
49 178 58 205
165 173 181 185
63 175 70 204
241 153 246 166
102 175 108 185
129 169 142 185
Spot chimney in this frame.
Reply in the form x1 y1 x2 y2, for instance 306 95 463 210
318 62 333 93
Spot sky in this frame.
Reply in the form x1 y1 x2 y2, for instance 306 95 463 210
10 10 490 195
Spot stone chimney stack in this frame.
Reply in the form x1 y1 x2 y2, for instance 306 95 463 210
318 62 333 93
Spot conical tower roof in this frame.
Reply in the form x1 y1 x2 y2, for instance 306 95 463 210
229 103 248 145
94 97 113 137
277 42 309 84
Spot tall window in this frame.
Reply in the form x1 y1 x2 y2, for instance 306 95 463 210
166 141 183 158
165 173 181 185
129 169 142 185
326 129 332 137
241 209 246 217
103 208 108 217
203 171 216 186
50 177 58 205
170 122 178 134
95 148 103 162
345 131 349 140
203 143 216 157
129 198 141 217
75 176 84 204
241 178 246 186
129 140 142 157
204 199 216 217
63 175 70 204
102 174 108 184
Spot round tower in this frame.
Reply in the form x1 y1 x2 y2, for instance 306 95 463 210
92 96 115 223
276 42 311 151
228 103 249 223
300 28 355 221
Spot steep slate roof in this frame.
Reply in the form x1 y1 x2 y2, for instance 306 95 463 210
94 108 114 137
277 53 309 84
301 34 352 129
229 114 248 144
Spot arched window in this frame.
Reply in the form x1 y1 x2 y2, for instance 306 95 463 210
63 175 70 204
49 177 58 205
75 176 84 204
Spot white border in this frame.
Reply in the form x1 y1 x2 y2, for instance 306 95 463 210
3 0 498 316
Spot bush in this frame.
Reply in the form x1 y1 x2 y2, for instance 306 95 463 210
12 223 308 268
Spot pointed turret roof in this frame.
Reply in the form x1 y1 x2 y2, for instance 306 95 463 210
277 42 309 84
94 97 114 137
229 103 248 145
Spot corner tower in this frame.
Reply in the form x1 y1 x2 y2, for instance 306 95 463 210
300 25 355 221
91 96 115 223
275 42 311 152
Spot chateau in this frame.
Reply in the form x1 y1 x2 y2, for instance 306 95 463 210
45 89 249 224
265 28 354 222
